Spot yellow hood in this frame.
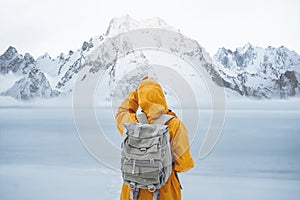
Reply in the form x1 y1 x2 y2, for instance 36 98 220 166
137 78 168 122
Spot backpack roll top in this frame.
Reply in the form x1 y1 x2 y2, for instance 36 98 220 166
122 123 169 138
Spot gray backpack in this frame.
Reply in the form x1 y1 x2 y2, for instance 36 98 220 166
121 112 174 200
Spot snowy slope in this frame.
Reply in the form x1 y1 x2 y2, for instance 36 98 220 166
36 53 61 77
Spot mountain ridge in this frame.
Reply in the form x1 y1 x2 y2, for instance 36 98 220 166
0 15 299 100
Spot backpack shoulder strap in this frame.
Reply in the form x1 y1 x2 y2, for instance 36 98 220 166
136 112 149 124
154 114 174 125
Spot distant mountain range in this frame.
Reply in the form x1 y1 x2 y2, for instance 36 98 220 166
214 43 300 98
0 15 299 100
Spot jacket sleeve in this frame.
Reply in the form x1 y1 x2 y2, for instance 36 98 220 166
115 89 139 135
172 121 194 172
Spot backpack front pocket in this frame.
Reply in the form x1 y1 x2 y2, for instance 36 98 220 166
122 159 163 186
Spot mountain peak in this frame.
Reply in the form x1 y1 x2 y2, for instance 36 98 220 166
5 46 17 54
1 46 18 60
24 53 35 62
38 52 51 60
236 42 255 54
105 15 138 36
105 14 178 37
0 46 35 75
243 42 254 49
81 41 94 51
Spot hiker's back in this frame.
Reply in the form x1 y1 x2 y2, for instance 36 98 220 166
116 78 194 200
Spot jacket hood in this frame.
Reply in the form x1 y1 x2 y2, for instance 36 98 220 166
137 78 168 122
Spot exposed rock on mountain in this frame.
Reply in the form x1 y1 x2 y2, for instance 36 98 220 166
0 46 35 75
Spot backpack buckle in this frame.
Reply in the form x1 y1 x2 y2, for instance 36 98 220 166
148 185 156 192
140 147 147 153
129 182 136 189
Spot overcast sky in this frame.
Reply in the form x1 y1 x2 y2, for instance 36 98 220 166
0 0 299 58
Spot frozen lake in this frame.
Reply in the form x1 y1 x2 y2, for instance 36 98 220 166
1 101 300 199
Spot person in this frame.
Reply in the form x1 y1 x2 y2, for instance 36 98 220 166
115 77 194 200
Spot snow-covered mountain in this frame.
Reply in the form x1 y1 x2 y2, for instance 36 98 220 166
1 67 59 100
0 40 98 99
213 43 300 98
0 15 300 101
0 46 35 75
0 46 62 100
0 15 189 101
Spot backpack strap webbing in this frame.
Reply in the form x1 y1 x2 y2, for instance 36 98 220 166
153 189 159 200
136 112 149 124
129 183 140 200
133 188 140 200
154 114 174 125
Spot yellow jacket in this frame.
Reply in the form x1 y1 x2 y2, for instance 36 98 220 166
116 78 194 200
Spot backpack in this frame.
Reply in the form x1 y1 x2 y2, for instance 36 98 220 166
121 112 174 200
